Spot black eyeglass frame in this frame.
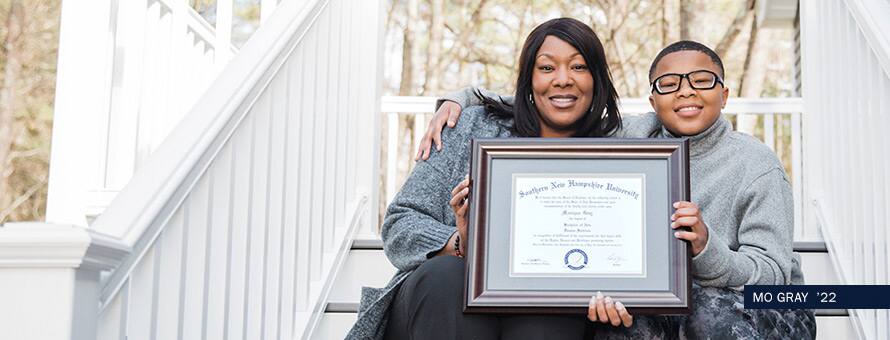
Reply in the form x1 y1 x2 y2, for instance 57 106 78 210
649 70 725 95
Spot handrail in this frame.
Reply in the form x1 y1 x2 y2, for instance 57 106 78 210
380 95 804 114
842 0 890 78
184 6 219 48
379 95 809 242
811 198 867 340
93 0 329 308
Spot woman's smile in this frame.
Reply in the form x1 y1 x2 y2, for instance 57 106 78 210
548 94 580 109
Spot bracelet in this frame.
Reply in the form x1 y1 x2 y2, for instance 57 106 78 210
454 234 463 258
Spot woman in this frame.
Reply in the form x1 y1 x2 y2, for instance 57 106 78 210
346 18 631 340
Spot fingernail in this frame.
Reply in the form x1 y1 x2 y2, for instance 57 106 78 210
673 202 679 208
615 301 625 310
605 296 612 303
674 232 680 237
589 295 596 305
671 222 677 228
596 291 603 299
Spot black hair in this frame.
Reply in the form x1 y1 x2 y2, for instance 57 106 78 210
481 17 620 137
647 40 725 80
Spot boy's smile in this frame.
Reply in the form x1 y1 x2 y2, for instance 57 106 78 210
648 51 729 136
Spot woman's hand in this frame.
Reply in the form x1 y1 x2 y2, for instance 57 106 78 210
449 175 471 254
415 101 463 161
588 291 633 327
671 201 709 256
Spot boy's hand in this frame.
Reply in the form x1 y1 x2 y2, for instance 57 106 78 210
588 291 633 327
416 101 463 161
671 201 708 256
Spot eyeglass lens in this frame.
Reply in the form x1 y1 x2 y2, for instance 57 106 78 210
655 71 717 93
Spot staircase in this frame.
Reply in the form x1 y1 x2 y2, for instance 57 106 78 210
1 0 888 339
314 240 855 339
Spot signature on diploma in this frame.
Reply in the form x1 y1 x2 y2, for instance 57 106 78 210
606 253 627 266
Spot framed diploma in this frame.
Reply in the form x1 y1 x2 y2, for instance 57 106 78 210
463 138 691 315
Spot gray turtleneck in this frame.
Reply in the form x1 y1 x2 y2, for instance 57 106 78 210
443 87 804 287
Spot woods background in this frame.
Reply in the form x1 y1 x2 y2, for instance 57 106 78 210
0 0 794 223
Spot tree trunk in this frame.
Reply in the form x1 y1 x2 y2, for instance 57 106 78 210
398 0 417 96
715 0 755 57
736 13 763 136
0 1 23 216
396 0 419 207
679 0 693 40
422 0 443 96
661 0 668 46
738 14 760 97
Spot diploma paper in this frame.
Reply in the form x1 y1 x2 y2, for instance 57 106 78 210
509 174 646 277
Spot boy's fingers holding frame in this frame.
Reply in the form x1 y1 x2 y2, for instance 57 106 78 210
671 200 709 255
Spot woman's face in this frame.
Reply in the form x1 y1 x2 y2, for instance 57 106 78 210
532 36 595 138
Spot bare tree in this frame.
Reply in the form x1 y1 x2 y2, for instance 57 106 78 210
715 0 755 57
399 0 418 96
0 2 22 220
679 0 693 40
422 0 443 95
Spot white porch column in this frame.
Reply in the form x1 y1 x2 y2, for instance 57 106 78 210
0 223 129 340
46 0 117 226
353 0 385 239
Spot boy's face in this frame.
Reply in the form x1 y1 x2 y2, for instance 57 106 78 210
648 51 729 136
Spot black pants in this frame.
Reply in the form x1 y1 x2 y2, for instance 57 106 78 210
384 256 587 340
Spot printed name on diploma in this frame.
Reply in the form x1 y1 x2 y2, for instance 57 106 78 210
517 179 640 200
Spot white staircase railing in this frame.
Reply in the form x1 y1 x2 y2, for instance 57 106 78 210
0 0 383 339
801 0 890 339
379 96 810 241
47 0 237 226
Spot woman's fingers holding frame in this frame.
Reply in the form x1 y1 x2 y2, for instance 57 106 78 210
449 176 471 218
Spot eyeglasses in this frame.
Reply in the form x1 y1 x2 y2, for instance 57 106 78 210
650 70 724 95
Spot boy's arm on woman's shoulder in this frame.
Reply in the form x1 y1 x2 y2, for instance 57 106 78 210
439 86 514 109
692 168 796 287
616 112 660 138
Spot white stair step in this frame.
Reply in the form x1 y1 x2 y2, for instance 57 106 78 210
315 312 356 340
799 252 840 285
328 246 843 307
813 316 858 339
316 312 855 340
327 249 397 309
322 241 852 338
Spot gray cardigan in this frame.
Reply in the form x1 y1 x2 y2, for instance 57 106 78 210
346 106 511 339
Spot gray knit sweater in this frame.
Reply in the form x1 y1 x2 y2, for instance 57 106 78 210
347 93 803 339
346 106 512 339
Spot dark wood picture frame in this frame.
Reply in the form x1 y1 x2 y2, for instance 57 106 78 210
463 138 692 315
